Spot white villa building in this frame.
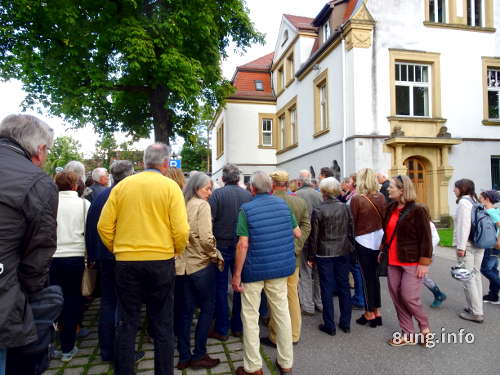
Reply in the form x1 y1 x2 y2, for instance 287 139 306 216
210 0 500 221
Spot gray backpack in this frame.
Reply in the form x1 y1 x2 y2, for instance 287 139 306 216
466 198 497 249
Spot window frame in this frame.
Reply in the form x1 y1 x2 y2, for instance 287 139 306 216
491 156 500 190
286 52 295 87
276 96 298 153
395 62 432 118
276 64 285 95
482 57 500 125
255 80 264 91
313 69 330 137
216 122 224 159
323 22 331 42
424 0 494 30
258 113 277 149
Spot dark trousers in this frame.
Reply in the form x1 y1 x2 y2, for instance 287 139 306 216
115 260 175 375
316 256 352 331
178 264 216 363
49 256 85 353
98 259 117 361
481 248 500 297
356 242 381 311
214 246 242 336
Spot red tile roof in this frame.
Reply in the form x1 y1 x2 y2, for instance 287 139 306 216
238 52 275 71
283 14 318 33
343 0 360 22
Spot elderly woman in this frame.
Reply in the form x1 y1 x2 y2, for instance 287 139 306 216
350 168 386 328
50 171 90 362
176 172 223 371
308 177 354 336
384 175 432 346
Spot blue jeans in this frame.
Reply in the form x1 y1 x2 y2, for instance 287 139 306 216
350 256 365 307
214 246 242 335
98 259 117 361
178 264 216 363
316 256 352 331
481 248 500 297
0 349 6 375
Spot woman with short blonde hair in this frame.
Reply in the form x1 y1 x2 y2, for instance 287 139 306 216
350 168 387 328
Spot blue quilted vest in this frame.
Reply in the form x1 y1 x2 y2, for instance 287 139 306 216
241 194 296 283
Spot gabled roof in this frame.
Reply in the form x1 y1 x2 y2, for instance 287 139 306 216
238 52 275 72
283 14 318 33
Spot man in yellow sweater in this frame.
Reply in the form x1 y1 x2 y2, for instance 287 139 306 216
98 143 189 375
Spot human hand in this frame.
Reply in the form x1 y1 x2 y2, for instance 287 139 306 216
232 274 244 293
416 264 429 279
307 261 314 268
457 249 466 258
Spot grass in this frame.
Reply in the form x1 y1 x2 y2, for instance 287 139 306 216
438 228 453 247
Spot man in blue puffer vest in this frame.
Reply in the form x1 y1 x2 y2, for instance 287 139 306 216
231 171 301 375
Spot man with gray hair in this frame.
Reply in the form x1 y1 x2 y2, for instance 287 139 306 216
0 114 58 374
87 167 110 203
208 163 252 341
296 169 323 316
376 170 390 202
64 160 89 197
232 171 301 375
85 160 136 363
98 144 189 375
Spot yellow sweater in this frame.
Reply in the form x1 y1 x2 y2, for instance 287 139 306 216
97 171 189 261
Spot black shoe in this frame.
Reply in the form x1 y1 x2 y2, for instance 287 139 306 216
176 360 190 370
318 324 336 336
339 326 350 333
483 294 500 304
260 337 277 348
374 316 383 326
135 351 145 363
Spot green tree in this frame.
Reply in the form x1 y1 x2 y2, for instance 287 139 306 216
0 0 263 144
92 133 119 169
44 135 83 175
180 137 209 172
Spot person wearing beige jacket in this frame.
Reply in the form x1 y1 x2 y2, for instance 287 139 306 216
176 172 224 371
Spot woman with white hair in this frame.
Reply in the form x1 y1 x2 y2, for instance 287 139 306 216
307 177 354 336
176 172 223 371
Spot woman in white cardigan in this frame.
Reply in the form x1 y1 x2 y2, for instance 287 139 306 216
453 178 484 323
50 171 90 362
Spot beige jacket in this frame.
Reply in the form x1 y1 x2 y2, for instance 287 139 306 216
175 197 224 275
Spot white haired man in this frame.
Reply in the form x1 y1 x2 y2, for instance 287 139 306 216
88 167 110 203
376 171 390 202
0 114 59 375
98 144 189 375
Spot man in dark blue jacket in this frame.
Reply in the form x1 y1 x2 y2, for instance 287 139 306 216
208 164 252 341
231 171 301 375
85 160 134 362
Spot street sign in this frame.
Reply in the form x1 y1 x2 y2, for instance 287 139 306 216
170 159 181 169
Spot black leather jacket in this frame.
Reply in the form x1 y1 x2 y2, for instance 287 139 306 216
0 137 58 348
307 197 354 260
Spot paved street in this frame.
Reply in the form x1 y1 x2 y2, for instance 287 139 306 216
44 247 500 375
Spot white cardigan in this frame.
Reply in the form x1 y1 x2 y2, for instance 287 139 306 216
54 191 90 258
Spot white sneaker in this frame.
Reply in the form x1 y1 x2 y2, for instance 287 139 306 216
61 347 78 362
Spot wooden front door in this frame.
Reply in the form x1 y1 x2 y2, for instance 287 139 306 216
405 158 427 204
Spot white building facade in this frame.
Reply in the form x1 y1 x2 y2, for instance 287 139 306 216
211 0 500 220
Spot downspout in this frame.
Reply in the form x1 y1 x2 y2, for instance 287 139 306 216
341 37 347 177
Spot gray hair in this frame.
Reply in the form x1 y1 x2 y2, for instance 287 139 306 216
110 160 134 184
64 160 86 182
183 171 211 202
0 114 54 156
298 169 311 185
222 163 241 185
143 143 171 169
320 177 341 198
250 171 272 194
92 167 108 182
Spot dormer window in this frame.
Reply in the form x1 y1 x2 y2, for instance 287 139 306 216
255 80 264 91
281 30 289 46
322 22 331 42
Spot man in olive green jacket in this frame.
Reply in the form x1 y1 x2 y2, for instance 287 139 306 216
261 170 311 346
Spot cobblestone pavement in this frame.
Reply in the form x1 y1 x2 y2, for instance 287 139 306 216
43 302 278 375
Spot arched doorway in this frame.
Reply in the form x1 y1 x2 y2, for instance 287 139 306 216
404 157 427 204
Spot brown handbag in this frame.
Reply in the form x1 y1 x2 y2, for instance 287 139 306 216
81 199 97 297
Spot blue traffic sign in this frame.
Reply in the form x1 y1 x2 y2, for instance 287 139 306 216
170 159 181 169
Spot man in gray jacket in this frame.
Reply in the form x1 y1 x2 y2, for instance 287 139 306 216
296 170 323 315
0 114 58 375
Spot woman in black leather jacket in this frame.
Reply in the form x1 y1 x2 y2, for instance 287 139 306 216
308 177 354 336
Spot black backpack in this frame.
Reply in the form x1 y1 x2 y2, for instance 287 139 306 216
7 285 63 375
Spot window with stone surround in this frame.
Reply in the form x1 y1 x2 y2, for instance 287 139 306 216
429 0 447 23
279 114 286 150
258 113 276 149
487 68 500 120
276 96 298 153
395 63 431 117
216 123 224 159
424 0 494 30
289 106 297 146
467 0 483 27
314 69 329 136
491 156 500 190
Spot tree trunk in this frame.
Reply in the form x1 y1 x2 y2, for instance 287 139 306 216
150 85 171 144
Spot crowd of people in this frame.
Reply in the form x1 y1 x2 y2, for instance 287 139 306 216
1 113 499 375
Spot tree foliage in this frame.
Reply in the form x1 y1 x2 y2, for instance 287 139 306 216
44 135 83 175
180 137 209 172
92 133 119 169
0 0 263 143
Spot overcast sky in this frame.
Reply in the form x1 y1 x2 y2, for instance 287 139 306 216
0 0 326 157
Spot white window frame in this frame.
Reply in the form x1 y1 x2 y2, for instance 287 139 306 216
488 68 500 120
289 107 297 145
319 83 328 131
395 62 432 117
262 118 273 146
323 22 330 42
429 0 448 23
468 0 484 27
279 115 286 149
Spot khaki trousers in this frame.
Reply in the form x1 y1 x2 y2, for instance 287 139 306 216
241 277 293 372
268 267 301 343
459 247 485 316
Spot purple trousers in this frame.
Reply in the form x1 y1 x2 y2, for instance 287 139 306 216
387 265 429 334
